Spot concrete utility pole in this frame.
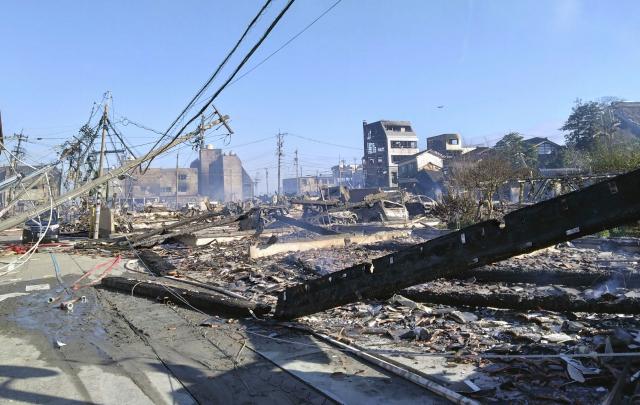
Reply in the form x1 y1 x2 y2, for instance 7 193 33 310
7 131 27 212
293 149 299 195
198 115 206 149
253 171 260 199
175 151 179 210
93 103 108 239
276 131 285 196
10 132 27 171
265 168 269 195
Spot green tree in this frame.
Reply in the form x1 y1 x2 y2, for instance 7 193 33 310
561 99 620 151
589 135 640 173
494 132 538 169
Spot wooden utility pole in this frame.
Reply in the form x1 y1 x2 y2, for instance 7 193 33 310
175 151 179 210
93 104 108 239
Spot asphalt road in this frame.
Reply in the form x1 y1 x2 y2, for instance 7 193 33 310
0 235 447 404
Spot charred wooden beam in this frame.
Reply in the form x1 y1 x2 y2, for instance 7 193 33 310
136 249 176 276
131 210 252 247
452 267 640 288
401 286 640 314
128 210 220 243
275 168 640 320
100 276 271 317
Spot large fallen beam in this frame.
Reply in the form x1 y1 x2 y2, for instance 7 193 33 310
249 230 410 259
100 276 271 317
275 168 640 319
401 285 640 314
452 266 640 288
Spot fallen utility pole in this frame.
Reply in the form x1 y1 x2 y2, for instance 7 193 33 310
0 115 229 232
275 168 640 319
100 276 271 317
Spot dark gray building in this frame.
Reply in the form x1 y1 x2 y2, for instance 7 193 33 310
362 120 419 188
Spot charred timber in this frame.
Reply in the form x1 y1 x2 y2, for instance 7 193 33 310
272 214 339 235
401 287 640 314
131 211 252 247
100 276 271 317
452 267 640 288
275 168 640 319
128 210 220 243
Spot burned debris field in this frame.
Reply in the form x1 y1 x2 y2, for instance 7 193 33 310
2 1 640 404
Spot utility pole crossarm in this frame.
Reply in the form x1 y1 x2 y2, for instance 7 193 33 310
0 116 229 232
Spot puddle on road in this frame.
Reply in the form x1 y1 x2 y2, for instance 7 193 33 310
9 286 108 346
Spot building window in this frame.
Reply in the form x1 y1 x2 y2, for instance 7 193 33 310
377 156 383 164
538 143 553 155
178 174 187 180
178 183 188 192
448 139 459 145
390 141 417 149
160 187 172 193
391 172 398 184
391 155 406 164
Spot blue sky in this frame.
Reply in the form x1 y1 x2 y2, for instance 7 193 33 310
1 0 639 193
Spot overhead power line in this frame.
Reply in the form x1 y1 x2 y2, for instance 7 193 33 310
162 0 274 140
143 0 296 172
230 0 343 86
288 133 360 150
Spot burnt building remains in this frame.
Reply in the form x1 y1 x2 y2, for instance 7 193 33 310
131 145 252 203
363 120 419 188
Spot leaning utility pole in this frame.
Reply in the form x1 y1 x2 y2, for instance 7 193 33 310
293 149 299 195
10 132 27 171
0 114 230 233
93 104 108 239
276 131 285 196
8 132 28 214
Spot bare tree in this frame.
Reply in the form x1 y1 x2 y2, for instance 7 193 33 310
449 154 527 219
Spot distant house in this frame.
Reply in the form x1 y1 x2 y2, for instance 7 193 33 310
397 150 445 198
426 133 475 158
398 150 443 179
522 137 563 168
